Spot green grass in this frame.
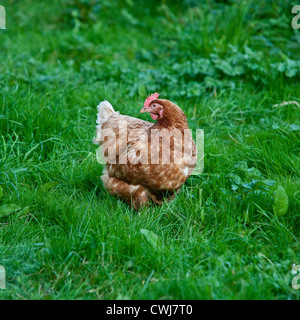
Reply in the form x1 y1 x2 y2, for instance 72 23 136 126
0 0 299 299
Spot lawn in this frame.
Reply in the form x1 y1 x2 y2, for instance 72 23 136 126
0 0 299 299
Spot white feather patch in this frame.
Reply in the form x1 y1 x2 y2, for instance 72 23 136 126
93 100 115 145
183 167 189 176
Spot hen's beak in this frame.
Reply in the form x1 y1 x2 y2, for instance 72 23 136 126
140 107 149 113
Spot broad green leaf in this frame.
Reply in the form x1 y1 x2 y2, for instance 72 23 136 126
0 186 3 201
287 124 300 131
231 184 239 191
286 68 297 78
273 186 288 217
40 182 58 191
0 204 22 218
19 206 30 215
262 179 276 186
140 229 163 250
217 60 234 75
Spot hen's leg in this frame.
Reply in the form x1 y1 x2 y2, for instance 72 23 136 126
149 188 181 205
101 170 150 210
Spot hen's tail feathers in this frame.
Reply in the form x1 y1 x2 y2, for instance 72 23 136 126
93 100 115 145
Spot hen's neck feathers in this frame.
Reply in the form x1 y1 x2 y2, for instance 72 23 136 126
151 99 189 130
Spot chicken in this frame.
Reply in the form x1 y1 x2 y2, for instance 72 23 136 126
93 93 197 210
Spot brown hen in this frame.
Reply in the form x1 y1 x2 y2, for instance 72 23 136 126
93 93 197 210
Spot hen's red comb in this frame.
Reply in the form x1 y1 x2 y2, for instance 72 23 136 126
144 92 159 108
